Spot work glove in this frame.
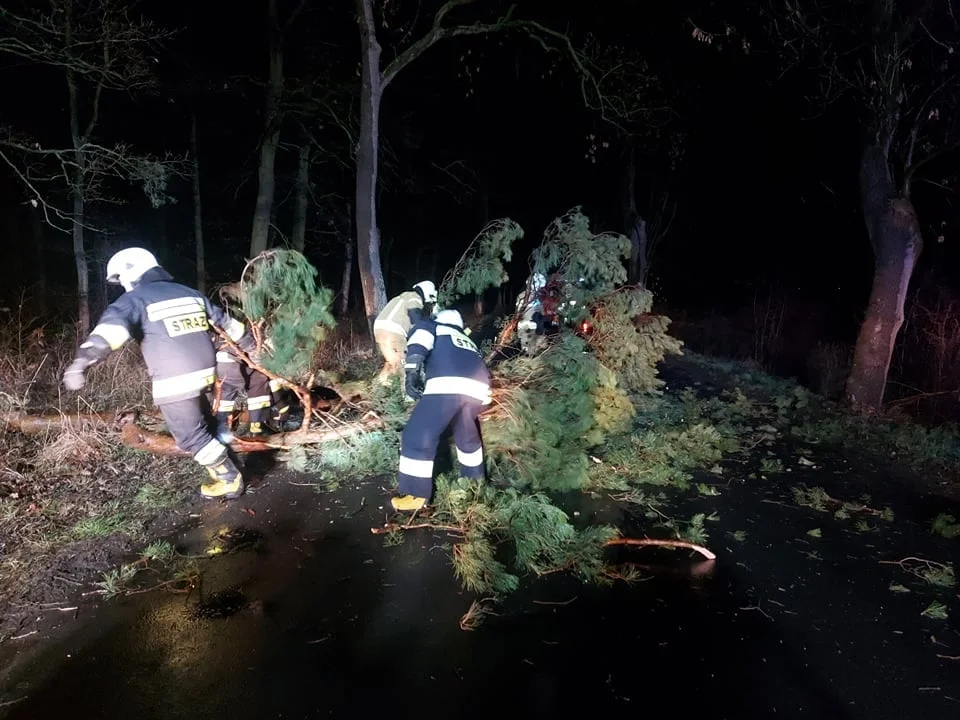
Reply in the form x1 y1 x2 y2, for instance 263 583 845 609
404 370 423 403
62 357 93 391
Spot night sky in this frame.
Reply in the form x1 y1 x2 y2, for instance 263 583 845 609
0 0 956 343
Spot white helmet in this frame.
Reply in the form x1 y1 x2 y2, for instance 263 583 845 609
531 273 546 292
435 309 463 329
106 248 159 292
413 280 437 303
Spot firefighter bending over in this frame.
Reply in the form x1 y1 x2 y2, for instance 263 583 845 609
61 248 254 500
372 280 437 384
214 336 276 441
392 309 492 511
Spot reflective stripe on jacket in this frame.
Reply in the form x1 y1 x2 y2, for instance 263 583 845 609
374 291 424 338
81 267 247 404
406 320 491 402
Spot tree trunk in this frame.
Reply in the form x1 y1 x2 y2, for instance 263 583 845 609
250 0 284 259
71 164 89 334
30 208 47 317
292 143 309 252
355 0 388 328
340 232 354 316
190 113 206 294
628 218 648 287
845 144 924 411
622 141 647 286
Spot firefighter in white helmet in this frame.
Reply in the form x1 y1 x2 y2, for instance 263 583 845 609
61 248 254 500
392 309 492 511
516 273 549 356
372 280 437 384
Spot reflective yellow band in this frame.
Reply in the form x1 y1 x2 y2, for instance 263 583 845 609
91 323 131 350
152 367 216 400
194 438 226 466
218 400 236 412
373 318 406 337
247 395 272 410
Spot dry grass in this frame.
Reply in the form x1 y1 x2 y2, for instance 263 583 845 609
0 312 193 636
312 314 380 381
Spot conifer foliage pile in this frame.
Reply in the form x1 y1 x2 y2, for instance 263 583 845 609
390 207 685 597
480 207 683 492
222 249 336 381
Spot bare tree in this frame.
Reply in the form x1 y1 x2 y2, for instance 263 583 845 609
0 0 181 333
190 112 205 293
352 0 624 327
768 0 960 411
249 0 307 259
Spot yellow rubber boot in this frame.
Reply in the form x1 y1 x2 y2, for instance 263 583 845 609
390 495 427 512
201 455 245 500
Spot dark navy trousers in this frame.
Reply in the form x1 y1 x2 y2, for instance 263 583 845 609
397 394 485 499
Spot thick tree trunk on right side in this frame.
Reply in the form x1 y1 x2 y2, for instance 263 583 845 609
190 113 205 294
845 144 924 411
355 0 388 329
250 0 283 259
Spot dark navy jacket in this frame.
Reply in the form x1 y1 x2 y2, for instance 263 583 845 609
405 319 491 402
79 267 250 404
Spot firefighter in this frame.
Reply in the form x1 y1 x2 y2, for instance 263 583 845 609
516 273 546 356
372 280 437 384
392 309 492 511
214 337 276 441
61 247 252 500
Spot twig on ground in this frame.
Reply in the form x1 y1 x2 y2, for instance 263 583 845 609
370 522 465 536
604 537 717 561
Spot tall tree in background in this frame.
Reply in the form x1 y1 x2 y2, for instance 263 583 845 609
0 0 178 333
190 112 206 293
249 0 306 258
768 0 959 411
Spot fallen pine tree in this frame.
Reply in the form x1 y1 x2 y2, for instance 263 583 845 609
0 409 385 456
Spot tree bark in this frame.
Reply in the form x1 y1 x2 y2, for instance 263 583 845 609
30 205 47 317
355 0 388 328
845 144 924 411
250 0 284 258
70 160 89 334
622 142 648 286
292 143 310 252
190 113 205 294
340 228 354 316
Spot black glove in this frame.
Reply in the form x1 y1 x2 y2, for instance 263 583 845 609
405 370 423 402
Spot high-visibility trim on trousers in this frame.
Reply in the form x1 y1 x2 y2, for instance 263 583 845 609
397 394 485 499
423 376 491 403
157 397 227 479
152 367 216 401
247 394 272 410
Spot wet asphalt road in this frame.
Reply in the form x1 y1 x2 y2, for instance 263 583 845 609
1 455 958 720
